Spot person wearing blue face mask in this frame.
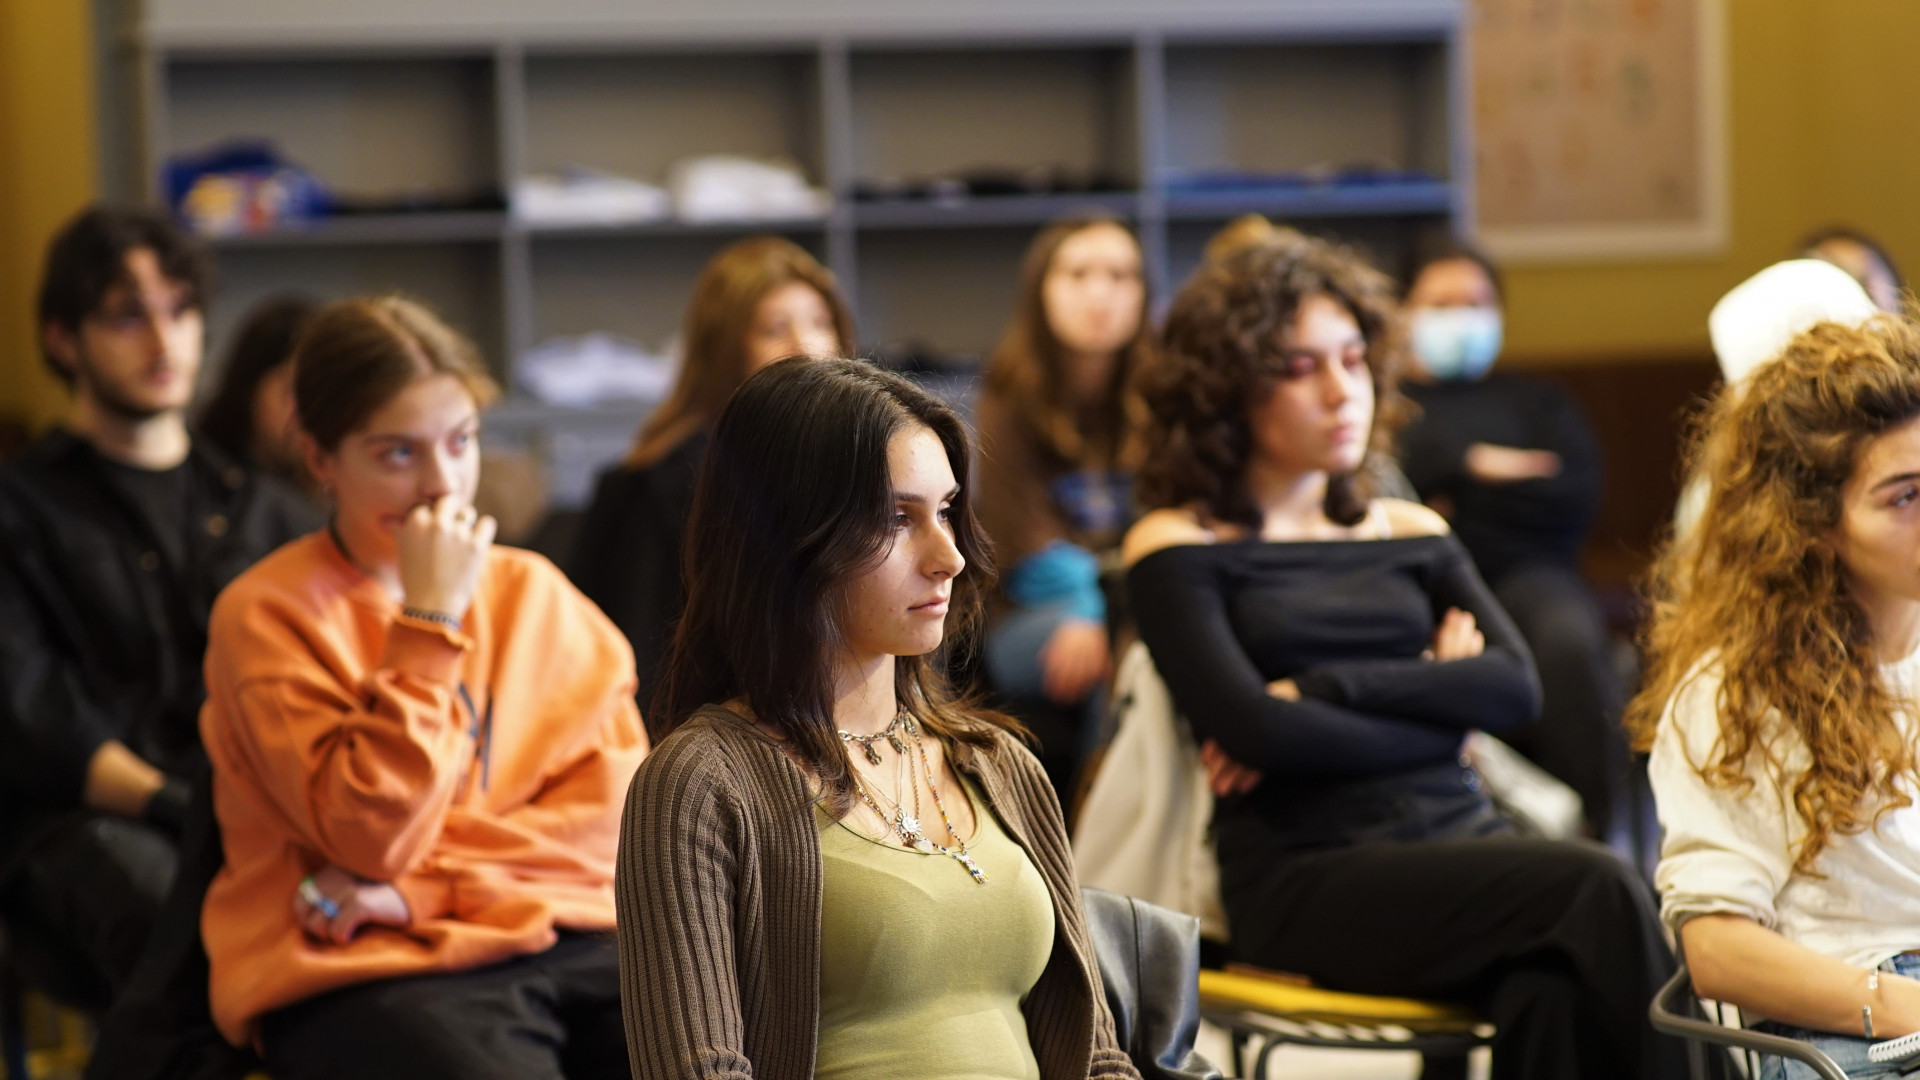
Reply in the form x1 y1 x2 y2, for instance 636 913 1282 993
1398 243 1624 840
1411 302 1503 381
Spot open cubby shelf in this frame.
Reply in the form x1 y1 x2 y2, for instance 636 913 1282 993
851 192 1142 230
517 218 831 240
1162 180 1456 221
201 211 510 247
140 16 1468 505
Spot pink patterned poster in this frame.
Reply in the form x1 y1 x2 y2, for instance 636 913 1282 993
1473 0 1726 259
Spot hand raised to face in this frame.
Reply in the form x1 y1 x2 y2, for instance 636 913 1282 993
398 494 497 620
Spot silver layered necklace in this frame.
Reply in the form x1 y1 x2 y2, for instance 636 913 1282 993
839 710 987 884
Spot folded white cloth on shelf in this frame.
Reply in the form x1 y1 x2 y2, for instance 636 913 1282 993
668 154 830 223
511 169 671 226
515 333 676 407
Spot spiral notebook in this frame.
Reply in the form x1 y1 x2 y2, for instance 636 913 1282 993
1869 1030 1920 1064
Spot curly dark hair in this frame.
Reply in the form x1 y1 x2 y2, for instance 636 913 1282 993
1137 235 1413 527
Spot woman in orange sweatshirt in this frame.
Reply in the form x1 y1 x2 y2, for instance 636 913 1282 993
198 296 648 1080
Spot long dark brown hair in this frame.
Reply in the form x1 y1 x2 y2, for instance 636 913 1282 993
626 236 856 469
982 216 1152 473
1627 317 1920 874
654 357 1016 811
1138 235 1412 527
198 294 317 464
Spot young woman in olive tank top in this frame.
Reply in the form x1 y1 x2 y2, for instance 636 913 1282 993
615 357 1140 1080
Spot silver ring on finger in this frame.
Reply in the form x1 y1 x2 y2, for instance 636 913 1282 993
298 875 341 920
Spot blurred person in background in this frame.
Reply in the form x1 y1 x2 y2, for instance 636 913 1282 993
571 236 855 722
1205 215 1421 504
1803 225 1905 314
1202 212 1303 267
0 207 316 1016
1396 241 1623 837
196 293 320 497
975 216 1151 801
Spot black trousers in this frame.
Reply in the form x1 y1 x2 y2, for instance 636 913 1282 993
0 812 178 1012
1493 563 1627 836
1225 836 1688 1080
259 932 628 1080
85 760 258 1080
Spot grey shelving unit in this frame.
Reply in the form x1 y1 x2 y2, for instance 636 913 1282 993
133 3 1470 505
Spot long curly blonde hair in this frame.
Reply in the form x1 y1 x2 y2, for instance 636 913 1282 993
1627 317 1920 874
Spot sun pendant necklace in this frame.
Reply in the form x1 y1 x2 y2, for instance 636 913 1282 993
906 725 988 884
852 763 920 848
850 730 920 842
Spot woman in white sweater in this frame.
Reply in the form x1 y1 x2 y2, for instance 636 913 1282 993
1635 315 1920 1079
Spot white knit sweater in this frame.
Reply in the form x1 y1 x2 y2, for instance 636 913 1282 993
1651 649 1920 969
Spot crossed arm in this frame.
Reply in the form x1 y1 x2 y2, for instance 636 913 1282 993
1124 527 1538 793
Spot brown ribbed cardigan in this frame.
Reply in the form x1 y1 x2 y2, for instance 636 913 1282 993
616 707 1142 1080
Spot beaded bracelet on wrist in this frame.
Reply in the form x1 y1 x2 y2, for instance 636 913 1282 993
400 605 461 629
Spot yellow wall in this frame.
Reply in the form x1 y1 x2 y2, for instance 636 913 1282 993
0 1 97 428
1503 0 1920 363
1803 2 1920 284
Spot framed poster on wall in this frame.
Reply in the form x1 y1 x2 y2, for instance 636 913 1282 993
1471 0 1728 262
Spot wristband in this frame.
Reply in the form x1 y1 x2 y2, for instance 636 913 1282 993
1867 967 1880 1038
400 605 461 630
141 775 193 836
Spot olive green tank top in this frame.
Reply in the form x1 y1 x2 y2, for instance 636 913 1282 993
814 776 1056 1080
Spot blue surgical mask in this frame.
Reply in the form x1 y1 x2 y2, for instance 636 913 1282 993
1411 307 1503 381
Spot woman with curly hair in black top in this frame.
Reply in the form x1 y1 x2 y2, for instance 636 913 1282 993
1121 235 1684 1080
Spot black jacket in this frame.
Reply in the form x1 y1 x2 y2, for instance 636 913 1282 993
0 429 319 867
1399 374 1602 585
567 431 706 724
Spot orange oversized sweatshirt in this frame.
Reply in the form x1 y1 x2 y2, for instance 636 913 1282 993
198 532 649 1046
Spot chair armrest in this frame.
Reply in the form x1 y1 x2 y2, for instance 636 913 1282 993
1649 960 1849 1080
